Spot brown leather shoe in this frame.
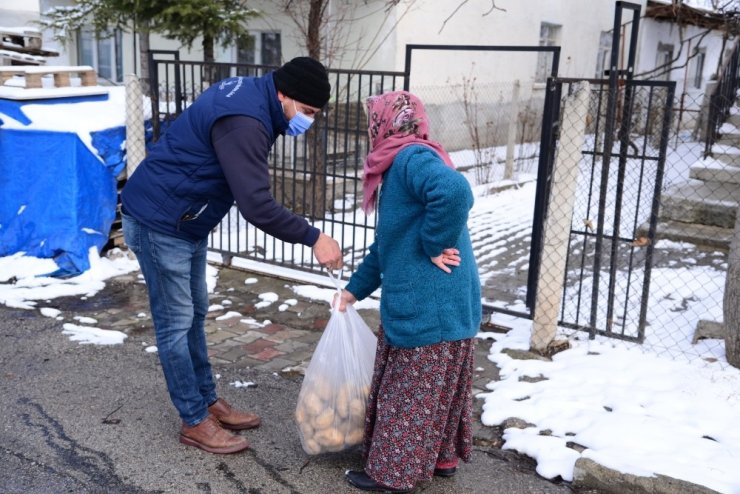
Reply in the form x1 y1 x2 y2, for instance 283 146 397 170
208 398 261 430
180 415 249 454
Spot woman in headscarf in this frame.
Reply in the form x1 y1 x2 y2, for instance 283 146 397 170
335 90 482 493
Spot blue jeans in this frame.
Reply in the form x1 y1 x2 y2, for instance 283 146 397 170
122 213 216 426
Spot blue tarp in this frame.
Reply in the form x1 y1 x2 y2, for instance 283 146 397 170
0 95 125 277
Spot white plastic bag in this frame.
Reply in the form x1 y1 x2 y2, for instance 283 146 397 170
295 276 377 455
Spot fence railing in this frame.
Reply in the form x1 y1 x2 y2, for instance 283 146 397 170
704 36 740 157
148 51 405 276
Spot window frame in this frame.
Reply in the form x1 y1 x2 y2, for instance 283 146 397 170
76 27 123 83
656 42 674 81
536 22 561 83
692 48 706 89
234 31 281 67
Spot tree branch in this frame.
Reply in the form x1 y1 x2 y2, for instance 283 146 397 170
439 0 506 34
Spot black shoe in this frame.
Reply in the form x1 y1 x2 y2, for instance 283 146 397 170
345 470 413 493
433 466 457 477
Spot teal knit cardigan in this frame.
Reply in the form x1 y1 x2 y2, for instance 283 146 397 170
345 145 482 348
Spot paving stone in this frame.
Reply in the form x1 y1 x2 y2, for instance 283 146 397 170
251 347 285 361
312 318 330 330
261 329 296 343
261 323 288 335
232 331 264 344
292 332 323 343
282 348 315 364
217 346 248 363
273 340 309 353
242 338 277 354
253 357 295 372
207 329 240 344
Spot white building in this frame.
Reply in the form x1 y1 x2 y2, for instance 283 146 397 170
2 0 734 147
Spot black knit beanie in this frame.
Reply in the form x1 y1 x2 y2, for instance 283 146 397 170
273 57 331 108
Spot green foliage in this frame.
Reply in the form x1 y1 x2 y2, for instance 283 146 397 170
155 0 259 49
39 0 259 49
39 0 161 41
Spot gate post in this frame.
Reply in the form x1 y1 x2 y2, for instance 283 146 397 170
530 82 591 352
504 79 521 180
125 74 146 178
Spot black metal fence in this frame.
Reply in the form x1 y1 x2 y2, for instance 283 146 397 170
704 36 740 158
547 78 674 343
148 50 405 275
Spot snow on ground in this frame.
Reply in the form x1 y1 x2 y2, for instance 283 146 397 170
480 315 740 493
0 247 139 310
61 323 127 345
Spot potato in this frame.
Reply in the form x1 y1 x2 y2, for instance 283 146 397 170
314 378 333 401
349 398 366 418
303 438 321 455
312 408 335 430
295 406 306 424
337 417 353 435
299 421 314 440
315 427 343 448
302 392 324 416
344 429 364 446
336 387 350 419
350 413 366 430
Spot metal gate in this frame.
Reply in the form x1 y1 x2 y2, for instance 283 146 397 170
534 77 675 342
528 2 676 342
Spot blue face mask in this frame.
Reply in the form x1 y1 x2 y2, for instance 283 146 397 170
285 100 315 136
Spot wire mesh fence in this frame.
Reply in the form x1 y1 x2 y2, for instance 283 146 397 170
511 78 735 366
413 80 544 186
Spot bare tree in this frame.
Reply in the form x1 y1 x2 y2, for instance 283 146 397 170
277 0 419 218
280 0 418 69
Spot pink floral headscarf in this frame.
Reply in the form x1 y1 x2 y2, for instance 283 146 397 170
362 90 455 213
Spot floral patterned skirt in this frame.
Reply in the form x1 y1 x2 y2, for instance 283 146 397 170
362 326 475 490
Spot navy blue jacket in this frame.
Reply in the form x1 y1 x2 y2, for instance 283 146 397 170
121 73 320 246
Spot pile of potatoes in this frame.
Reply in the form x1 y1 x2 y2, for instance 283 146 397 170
295 378 370 454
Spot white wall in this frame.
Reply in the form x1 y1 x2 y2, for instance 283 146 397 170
0 0 39 28
390 0 630 86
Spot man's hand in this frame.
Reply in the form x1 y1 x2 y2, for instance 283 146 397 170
332 289 357 312
430 247 461 273
313 232 343 270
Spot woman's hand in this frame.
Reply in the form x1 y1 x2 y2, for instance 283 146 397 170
431 248 461 273
332 289 357 312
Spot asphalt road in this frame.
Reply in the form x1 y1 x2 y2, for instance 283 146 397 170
0 296 577 494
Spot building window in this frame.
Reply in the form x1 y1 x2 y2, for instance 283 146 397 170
595 31 612 78
692 49 705 89
77 27 122 83
536 22 561 82
235 32 281 67
656 43 674 81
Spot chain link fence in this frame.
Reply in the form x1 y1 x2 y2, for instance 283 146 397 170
495 78 735 366
414 80 544 187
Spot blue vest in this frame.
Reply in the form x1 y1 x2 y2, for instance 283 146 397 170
121 73 288 240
